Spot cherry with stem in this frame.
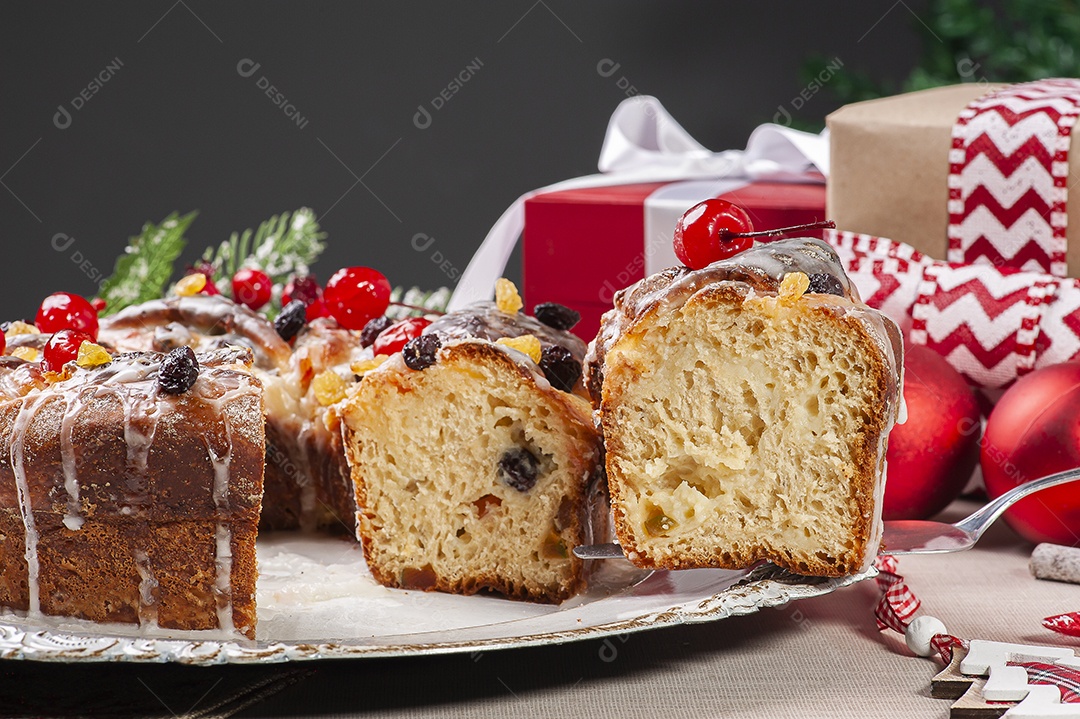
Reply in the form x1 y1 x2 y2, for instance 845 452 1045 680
719 219 836 242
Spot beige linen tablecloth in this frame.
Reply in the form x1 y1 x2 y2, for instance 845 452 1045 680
3 498 1079 718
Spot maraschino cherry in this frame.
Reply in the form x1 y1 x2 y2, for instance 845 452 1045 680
372 317 431 355
35 292 99 340
43 329 92 373
673 199 836 269
283 274 330 321
673 199 754 270
231 268 273 311
324 267 391 331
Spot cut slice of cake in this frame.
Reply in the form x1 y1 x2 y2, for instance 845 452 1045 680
0 347 264 637
586 238 903 576
339 301 606 603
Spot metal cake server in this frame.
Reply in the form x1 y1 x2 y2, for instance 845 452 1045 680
573 467 1080 560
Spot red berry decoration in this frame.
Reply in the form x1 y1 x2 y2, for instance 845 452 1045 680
231 268 273 311
673 199 754 270
90 298 107 313
324 267 391 331
35 292 99 340
982 361 1080 545
283 275 329 321
43 329 92 373
372 317 431 356
0 331 6 357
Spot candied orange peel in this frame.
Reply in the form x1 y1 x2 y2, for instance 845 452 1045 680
350 355 390 376
495 278 523 314
496 334 542 363
10 347 39 362
778 272 810 305
76 342 112 368
175 273 208 297
5 321 39 338
312 370 347 406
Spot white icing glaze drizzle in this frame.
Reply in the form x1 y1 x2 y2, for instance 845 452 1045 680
132 548 159 629
194 373 260 635
58 387 86 531
9 393 48 616
295 422 317 532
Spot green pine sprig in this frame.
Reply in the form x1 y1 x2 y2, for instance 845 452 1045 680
201 208 326 291
97 211 197 316
386 286 452 319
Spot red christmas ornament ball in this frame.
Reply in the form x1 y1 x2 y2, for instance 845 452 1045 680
883 346 981 520
983 361 1080 545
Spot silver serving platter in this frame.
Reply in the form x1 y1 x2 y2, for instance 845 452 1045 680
0 534 874 665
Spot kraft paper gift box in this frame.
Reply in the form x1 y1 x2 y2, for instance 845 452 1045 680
828 83 1080 276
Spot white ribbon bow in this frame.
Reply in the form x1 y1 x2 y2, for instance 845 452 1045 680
447 95 829 311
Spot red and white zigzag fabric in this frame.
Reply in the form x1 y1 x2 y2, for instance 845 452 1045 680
948 79 1080 277
825 230 1080 388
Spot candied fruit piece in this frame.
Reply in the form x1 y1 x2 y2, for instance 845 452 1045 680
159 347 199 395
495 277 523 314
350 354 389 376
807 273 844 296
274 300 307 341
5 321 39 337
644 511 677 537
402 333 442 370
359 316 393 348
778 272 810 305
175 272 208 297
75 342 112 368
312 369 347 406
541 532 569 559
495 334 542 363
538 345 581 392
533 302 580 331
498 447 541 492
10 347 39 362
400 565 438 590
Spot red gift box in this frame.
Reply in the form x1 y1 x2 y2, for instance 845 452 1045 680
523 180 827 340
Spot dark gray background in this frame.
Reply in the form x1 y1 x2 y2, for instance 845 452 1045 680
0 2 924 319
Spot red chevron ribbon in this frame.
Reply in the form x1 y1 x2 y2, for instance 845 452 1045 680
948 79 1080 277
826 230 1080 388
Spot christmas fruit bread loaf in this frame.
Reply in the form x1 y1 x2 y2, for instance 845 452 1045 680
99 294 364 534
0 346 264 638
338 283 607 603
586 208 903 577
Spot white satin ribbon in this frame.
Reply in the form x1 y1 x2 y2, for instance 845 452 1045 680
447 95 829 311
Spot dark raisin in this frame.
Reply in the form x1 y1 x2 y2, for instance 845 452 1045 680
806 273 844 296
158 346 199 395
498 447 541 492
533 302 581 331
538 345 581 392
274 300 307 342
360 315 393 348
402 333 442 370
